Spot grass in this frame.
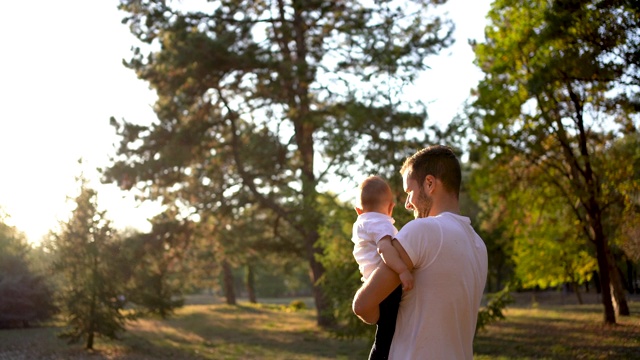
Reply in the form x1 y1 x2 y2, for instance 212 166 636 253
474 304 640 359
0 294 638 359
123 302 371 359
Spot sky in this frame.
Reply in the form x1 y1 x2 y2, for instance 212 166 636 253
0 0 491 244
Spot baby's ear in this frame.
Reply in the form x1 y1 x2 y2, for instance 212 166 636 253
355 207 364 215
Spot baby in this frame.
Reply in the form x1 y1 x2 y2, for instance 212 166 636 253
352 175 413 360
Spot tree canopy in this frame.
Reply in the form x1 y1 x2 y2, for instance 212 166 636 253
105 0 454 325
465 0 640 323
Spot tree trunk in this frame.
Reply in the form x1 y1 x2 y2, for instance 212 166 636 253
593 230 616 324
246 264 257 304
626 259 634 294
609 254 630 316
562 83 617 323
592 271 601 293
222 260 236 305
288 2 334 327
633 264 639 294
307 230 335 327
87 252 98 350
86 331 94 350
572 281 583 305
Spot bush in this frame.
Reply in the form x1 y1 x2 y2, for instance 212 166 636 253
288 299 307 311
476 284 514 333
0 254 57 328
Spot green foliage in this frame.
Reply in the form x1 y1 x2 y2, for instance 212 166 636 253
51 178 128 349
242 258 311 298
116 217 189 319
315 193 373 339
463 0 639 322
510 167 597 289
288 299 307 311
602 133 640 261
476 284 514 334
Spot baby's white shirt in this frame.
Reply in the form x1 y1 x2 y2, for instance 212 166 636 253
351 212 398 281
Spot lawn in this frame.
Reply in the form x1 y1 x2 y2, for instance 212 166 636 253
0 294 638 359
475 304 640 359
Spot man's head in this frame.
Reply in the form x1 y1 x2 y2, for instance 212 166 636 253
356 175 395 216
400 145 461 218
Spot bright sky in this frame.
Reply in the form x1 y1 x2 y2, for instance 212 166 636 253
0 0 491 244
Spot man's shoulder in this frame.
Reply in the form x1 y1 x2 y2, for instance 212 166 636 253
399 213 466 236
398 217 438 235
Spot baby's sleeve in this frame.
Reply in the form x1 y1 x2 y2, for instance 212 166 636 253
370 221 399 245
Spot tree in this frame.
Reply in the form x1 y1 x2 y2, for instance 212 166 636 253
465 0 640 323
117 216 189 319
51 178 128 349
106 0 453 326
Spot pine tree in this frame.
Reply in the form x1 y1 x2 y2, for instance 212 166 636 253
51 177 127 349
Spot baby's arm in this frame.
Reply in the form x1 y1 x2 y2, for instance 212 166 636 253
377 236 414 291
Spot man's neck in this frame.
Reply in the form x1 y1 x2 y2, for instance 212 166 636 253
429 196 460 217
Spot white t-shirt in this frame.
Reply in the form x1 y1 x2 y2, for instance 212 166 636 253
352 212 398 281
389 212 488 360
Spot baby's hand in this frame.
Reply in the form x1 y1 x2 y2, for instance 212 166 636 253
399 270 414 291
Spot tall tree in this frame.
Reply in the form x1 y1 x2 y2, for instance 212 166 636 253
51 178 127 349
465 0 639 323
106 0 452 326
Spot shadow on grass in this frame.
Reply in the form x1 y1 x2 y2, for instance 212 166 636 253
0 325 202 360
474 302 640 360
128 303 371 359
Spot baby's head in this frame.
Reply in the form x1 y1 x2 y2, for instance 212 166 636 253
356 175 395 216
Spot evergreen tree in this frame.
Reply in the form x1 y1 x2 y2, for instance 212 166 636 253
51 178 128 349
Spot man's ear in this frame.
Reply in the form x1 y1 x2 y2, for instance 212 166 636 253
423 175 436 194
355 207 364 215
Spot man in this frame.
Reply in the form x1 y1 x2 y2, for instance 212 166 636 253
352 145 488 359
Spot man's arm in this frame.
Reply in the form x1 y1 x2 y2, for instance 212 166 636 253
352 264 400 324
378 236 414 291
352 239 414 324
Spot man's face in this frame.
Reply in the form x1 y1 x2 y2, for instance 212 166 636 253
402 169 433 219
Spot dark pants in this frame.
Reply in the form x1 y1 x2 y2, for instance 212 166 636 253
368 285 402 360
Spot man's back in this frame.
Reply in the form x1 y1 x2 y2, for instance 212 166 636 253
390 212 488 360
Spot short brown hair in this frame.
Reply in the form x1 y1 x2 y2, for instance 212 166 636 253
400 145 461 196
359 176 392 211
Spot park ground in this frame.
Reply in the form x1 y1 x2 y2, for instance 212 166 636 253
0 292 638 359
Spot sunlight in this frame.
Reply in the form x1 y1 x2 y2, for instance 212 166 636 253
0 0 491 245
